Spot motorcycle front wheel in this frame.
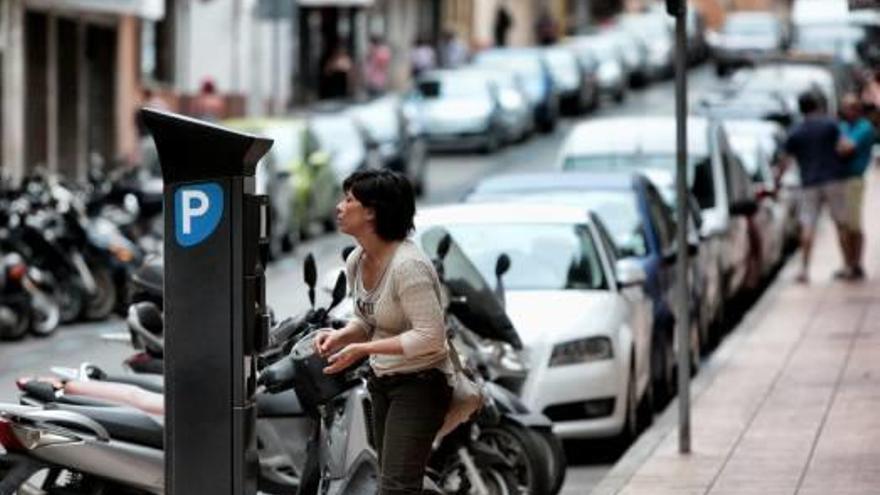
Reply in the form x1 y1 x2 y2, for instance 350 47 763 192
29 290 61 337
436 456 519 495
479 423 552 495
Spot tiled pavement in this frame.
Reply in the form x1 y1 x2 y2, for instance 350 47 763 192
593 167 880 495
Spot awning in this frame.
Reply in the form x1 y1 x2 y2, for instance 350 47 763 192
25 0 164 20
298 0 374 7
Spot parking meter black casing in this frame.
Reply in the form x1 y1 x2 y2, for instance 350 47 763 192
141 109 272 495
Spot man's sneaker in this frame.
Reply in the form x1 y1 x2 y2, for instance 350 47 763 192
833 267 853 280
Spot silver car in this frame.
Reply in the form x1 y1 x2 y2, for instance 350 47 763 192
565 35 627 103
470 68 535 143
410 69 505 153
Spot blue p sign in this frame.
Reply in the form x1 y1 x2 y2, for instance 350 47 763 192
175 182 224 247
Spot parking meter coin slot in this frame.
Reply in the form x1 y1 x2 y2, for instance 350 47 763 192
243 195 268 276
243 275 261 355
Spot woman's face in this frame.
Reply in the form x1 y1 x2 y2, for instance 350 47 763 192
336 189 373 236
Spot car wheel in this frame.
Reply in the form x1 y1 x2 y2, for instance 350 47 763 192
651 326 675 409
614 365 639 449
532 429 567 495
482 129 500 154
84 265 117 321
690 318 701 376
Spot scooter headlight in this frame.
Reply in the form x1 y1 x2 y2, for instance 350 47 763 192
549 336 613 367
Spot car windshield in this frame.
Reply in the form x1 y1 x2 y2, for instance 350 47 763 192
522 191 647 258
561 154 701 179
793 27 862 57
417 76 490 99
423 222 606 291
475 51 543 79
724 16 780 36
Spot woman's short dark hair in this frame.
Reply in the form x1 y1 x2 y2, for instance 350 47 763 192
343 169 415 241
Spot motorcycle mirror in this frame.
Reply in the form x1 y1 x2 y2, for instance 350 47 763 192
437 233 452 261
342 245 355 262
494 253 511 277
304 253 317 308
329 271 347 312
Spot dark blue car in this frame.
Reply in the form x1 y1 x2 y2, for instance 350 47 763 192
466 171 704 406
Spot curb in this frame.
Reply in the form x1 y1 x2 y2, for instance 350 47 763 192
590 258 795 495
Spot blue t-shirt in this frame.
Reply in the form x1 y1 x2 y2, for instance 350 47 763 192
840 118 876 177
784 116 846 187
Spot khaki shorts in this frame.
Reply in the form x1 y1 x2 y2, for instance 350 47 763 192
799 180 849 230
843 176 865 231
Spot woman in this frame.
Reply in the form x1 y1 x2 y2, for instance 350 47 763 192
315 169 452 494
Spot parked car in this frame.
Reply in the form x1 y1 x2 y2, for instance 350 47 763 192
731 63 840 116
465 171 708 400
471 68 536 143
565 35 627 103
556 117 757 303
619 12 674 80
605 28 650 87
416 203 654 441
224 117 341 244
723 119 800 250
694 88 796 128
348 95 428 195
473 48 560 132
543 45 599 114
709 11 788 76
725 131 786 281
310 109 375 180
407 69 505 154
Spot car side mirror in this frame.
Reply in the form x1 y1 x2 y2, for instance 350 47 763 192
729 199 758 216
615 258 647 288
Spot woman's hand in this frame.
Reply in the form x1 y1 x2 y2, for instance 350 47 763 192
315 328 346 358
324 343 368 375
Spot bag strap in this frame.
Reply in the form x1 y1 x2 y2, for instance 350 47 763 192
447 341 464 372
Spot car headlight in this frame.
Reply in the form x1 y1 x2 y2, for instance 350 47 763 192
549 336 613 367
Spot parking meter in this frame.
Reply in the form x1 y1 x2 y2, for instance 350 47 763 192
141 108 273 495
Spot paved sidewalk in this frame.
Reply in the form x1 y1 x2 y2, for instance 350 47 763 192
593 168 880 495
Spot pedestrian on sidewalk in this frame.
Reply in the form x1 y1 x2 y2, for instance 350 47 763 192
410 36 437 78
365 35 392 97
190 78 226 122
778 91 852 284
440 29 469 69
837 93 877 280
316 169 452 495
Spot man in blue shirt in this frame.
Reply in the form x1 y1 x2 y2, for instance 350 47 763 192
838 94 877 280
780 91 851 284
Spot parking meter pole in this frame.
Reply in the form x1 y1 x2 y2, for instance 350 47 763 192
671 0 692 454
141 108 273 495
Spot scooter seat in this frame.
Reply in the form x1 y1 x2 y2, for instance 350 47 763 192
49 403 163 449
257 390 305 417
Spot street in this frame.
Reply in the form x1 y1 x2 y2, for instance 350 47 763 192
0 66 719 494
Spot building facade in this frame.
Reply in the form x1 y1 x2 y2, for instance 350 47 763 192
1 0 163 185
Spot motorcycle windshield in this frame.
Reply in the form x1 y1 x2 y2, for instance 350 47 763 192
419 226 522 349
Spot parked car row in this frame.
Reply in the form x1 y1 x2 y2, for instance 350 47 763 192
403 43 841 446
403 6 707 154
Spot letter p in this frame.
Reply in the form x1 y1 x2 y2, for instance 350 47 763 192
182 190 210 234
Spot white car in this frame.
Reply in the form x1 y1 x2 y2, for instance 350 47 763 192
556 116 757 303
414 203 654 440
